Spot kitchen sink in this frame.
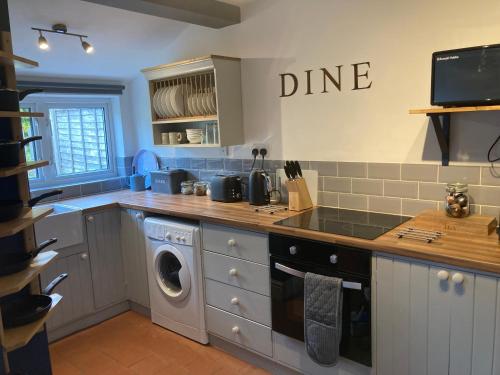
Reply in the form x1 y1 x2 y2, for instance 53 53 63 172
35 204 84 251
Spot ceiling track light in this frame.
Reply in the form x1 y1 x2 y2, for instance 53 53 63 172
37 30 49 50
31 24 94 54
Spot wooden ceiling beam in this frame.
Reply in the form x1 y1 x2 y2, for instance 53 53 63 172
80 0 240 29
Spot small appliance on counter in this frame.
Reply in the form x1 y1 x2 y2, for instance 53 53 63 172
150 169 187 194
210 174 242 202
248 147 274 206
249 170 271 205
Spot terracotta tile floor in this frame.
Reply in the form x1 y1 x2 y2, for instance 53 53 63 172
50 311 271 375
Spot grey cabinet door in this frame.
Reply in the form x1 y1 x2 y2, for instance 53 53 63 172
41 250 94 331
121 209 150 307
86 209 126 309
375 255 497 375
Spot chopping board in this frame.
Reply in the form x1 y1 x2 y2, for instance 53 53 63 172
276 169 318 205
413 209 498 235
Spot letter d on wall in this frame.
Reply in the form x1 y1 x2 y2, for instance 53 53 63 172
279 73 298 97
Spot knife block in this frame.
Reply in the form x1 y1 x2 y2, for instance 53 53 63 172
286 179 313 211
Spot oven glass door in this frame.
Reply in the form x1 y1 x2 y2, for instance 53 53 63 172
270 256 371 367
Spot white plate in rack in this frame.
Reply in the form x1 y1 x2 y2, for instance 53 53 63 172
152 89 163 118
163 87 175 117
158 88 170 118
170 85 188 117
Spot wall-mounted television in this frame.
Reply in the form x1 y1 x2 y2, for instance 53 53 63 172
431 44 500 107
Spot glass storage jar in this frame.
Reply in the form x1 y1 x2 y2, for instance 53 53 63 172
181 181 194 195
193 181 208 196
445 182 469 218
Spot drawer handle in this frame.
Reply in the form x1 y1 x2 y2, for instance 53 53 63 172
230 297 239 305
229 268 238 277
452 272 464 285
87 215 94 222
437 270 449 281
228 239 236 247
80 253 88 260
232 326 240 334
136 212 144 220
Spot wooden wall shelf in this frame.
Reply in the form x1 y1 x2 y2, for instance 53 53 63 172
0 160 49 178
0 111 44 118
152 115 218 125
0 50 38 69
2 293 62 352
0 207 53 238
409 105 500 166
409 105 500 115
0 251 58 298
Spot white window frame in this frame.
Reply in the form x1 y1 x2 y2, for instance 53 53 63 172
22 95 117 188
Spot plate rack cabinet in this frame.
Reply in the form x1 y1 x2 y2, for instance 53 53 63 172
142 55 244 148
0 5 60 374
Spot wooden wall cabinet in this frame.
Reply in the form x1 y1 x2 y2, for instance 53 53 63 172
142 55 244 148
375 254 500 375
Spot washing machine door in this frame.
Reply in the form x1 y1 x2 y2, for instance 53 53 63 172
153 244 191 302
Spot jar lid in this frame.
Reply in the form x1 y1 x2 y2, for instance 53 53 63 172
446 182 468 193
181 180 194 186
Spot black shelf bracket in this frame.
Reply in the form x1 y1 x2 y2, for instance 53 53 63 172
428 113 451 166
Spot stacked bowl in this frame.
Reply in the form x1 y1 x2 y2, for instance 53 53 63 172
186 129 203 144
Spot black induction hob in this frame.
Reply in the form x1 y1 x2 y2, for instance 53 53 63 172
274 206 411 240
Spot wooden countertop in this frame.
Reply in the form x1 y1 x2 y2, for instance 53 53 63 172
60 190 500 274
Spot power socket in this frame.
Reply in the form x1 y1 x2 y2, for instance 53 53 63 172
251 143 269 157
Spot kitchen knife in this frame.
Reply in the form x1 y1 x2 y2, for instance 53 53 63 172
294 161 303 178
285 161 296 179
284 164 292 180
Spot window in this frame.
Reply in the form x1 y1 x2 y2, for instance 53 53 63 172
21 96 116 187
49 107 109 175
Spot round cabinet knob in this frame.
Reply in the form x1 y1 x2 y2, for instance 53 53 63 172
232 326 240 334
87 216 94 222
229 268 238 276
135 213 143 220
437 270 450 281
228 239 236 247
452 272 465 285
166 232 172 240
175 235 181 241
289 246 298 255
80 253 88 260
230 297 239 305
181 236 186 242
330 255 338 264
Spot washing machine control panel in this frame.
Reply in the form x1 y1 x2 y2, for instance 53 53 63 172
165 228 193 246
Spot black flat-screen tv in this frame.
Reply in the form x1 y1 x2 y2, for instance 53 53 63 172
431 44 500 106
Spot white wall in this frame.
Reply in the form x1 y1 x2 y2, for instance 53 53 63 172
129 0 500 164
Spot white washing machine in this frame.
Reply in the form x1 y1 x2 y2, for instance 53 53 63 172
144 217 208 344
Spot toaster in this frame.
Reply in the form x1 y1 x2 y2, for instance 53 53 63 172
210 174 242 203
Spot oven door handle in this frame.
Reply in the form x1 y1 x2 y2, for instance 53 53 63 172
274 262 362 290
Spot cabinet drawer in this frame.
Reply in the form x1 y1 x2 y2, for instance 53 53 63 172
205 279 271 326
206 306 272 357
203 251 270 296
202 223 268 265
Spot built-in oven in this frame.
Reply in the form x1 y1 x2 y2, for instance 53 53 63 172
270 233 372 367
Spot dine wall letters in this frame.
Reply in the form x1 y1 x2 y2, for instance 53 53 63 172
279 61 372 97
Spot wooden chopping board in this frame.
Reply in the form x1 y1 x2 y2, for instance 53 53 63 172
413 209 498 235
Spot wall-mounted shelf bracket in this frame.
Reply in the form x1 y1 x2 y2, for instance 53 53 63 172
428 113 450 166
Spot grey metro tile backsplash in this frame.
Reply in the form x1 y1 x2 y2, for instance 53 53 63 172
31 156 500 217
